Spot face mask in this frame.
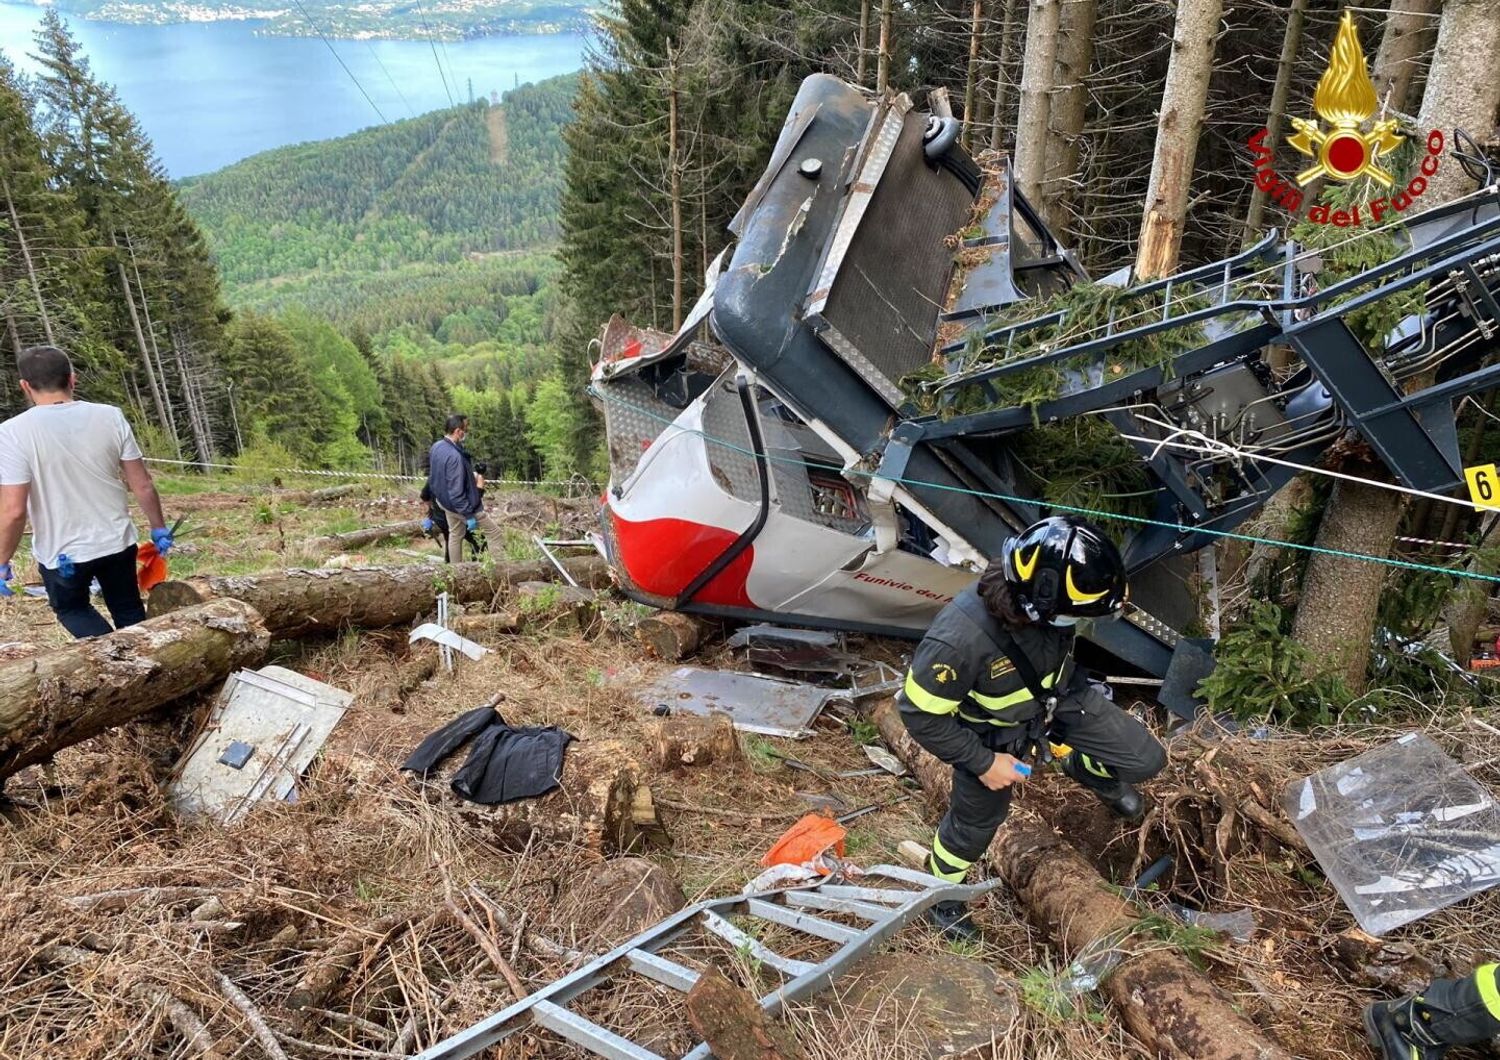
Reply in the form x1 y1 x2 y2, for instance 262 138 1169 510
1049 615 1081 627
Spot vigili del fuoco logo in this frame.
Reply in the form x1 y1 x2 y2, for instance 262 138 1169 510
1246 11 1444 226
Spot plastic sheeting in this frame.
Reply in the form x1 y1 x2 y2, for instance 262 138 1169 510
1285 732 1500 935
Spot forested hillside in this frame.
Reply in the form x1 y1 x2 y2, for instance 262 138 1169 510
179 77 574 289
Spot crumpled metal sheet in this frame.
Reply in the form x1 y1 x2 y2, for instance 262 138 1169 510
633 665 835 738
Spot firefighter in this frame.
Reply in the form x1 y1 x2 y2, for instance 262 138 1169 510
1365 965 1500 1058
897 515 1167 940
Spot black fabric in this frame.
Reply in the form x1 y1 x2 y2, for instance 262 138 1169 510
401 705 496 775
400 706 575 806
933 685 1165 868
38 544 145 639
1420 965 1500 1045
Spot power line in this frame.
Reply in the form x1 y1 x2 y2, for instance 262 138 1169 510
363 40 417 119
289 0 389 123
409 0 455 107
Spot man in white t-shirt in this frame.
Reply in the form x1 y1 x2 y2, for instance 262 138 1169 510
0 346 173 638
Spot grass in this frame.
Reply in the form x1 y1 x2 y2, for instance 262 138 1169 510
742 735 781 772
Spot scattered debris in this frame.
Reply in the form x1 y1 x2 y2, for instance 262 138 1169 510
637 609 711 660
862 744 907 776
1286 731 1500 934
169 665 351 824
401 694 574 805
761 813 846 869
633 665 835 738
409 621 489 662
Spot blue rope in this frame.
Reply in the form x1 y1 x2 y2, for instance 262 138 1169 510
590 384 1500 585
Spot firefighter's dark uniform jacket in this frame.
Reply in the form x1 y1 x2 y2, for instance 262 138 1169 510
897 584 1166 882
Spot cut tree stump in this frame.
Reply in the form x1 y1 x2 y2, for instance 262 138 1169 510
303 519 425 554
685 966 806 1060
148 557 603 638
654 711 740 769
427 739 663 854
0 599 271 783
636 610 709 660
517 582 602 637
870 699 1292 1060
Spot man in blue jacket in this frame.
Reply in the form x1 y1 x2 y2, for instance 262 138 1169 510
427 414 499 564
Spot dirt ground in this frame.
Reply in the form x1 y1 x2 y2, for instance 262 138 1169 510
0 473 1496 1060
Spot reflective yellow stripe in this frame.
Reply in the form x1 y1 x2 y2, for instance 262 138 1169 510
1478 964 1500 1020
931 834 973 879
970 672 1055 712
1079 753 1113 779
903 671 960 715
958 711 1022 727
970 687 1032 711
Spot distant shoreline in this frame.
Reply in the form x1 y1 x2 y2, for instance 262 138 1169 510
0 0 592 43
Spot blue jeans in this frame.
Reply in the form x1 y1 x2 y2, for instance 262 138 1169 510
38 545 146 639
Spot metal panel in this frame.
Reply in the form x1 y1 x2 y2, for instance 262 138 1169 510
632 666 835 738
814 110 978 408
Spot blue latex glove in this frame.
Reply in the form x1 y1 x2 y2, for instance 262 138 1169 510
465 516 478 532
151 526 174 557
421 517 434 533
0 562 12 597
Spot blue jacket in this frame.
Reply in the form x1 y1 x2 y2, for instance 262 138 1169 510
427 437 482 517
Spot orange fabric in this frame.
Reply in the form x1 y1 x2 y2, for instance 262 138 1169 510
760 813 846 871
136 541 169 591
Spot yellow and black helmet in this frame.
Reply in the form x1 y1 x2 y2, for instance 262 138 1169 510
1001 516 1126 623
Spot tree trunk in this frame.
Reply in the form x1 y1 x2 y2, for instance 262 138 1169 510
636 609 709 660
1042 0 1097 236
654 711 741 769
1 172 55 345
1134 0 1224 280
1414 0 1500 205
1371 0 1439 117
1013 0 1062 204
869 699 1292 1060
1291 478 1405 690
126 230 181 450
115 251 173 440
148 556 608 639
303 520 426 554
962 0 985 149
1243 0 1310 243
856 0 871 85
989 0 1019 151
1295 0 1500 679
431 739 662 854
0 599 270 782
876 0 892 94
667 42 684 332
294 484 363 504
685 967 806 1060
1443 510 1499 664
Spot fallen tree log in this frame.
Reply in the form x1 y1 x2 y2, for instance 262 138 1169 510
303 519 426 554
636 610 710 660
686 966 806 1060
654 711 740 769
0 599 270 783
148 556 608 638
870 699 1291 1060
421 738 664 854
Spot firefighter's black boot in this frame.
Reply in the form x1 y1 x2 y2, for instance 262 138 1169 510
1363 996 1448 1060
1061 753 1144 821
926 900 981 944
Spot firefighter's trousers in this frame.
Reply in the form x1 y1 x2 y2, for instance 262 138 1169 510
928 689 1165 883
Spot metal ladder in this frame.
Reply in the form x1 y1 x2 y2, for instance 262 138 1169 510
414 865 999 1060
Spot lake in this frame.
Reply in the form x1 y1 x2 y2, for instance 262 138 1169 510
0 1 586 176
